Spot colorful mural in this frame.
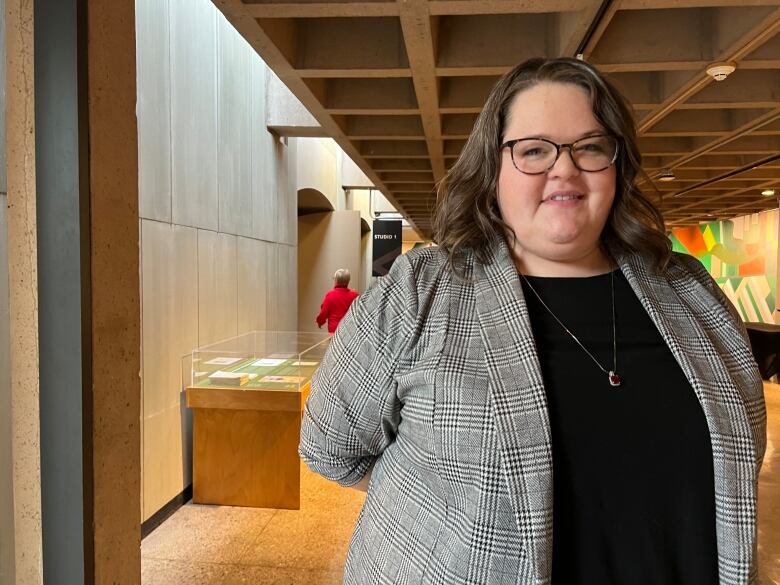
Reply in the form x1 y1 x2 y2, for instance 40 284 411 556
670 209 779 323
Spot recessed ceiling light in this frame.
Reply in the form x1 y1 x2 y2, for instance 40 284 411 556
761 189 776 197
657 169 676 182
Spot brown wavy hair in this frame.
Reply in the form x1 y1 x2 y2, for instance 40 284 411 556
432 57 671 273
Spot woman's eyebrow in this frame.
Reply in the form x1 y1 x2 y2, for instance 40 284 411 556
508 129 607 141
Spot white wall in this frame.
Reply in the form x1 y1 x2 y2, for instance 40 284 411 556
137 0 298 520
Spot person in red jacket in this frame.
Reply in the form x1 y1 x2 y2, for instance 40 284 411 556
316 268 360 334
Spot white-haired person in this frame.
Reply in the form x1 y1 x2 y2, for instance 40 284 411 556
316 268 359 334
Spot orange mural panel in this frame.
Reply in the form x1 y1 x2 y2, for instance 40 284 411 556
671 226 708 256
739 256 765 276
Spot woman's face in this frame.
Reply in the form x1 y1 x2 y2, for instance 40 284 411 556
497 81 617 269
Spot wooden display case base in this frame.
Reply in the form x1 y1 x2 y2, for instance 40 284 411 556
186 384 310 510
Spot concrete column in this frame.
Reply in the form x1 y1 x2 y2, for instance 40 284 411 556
87 1 141 582
6 0 43 583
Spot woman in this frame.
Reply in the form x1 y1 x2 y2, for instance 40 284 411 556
299 58 766 584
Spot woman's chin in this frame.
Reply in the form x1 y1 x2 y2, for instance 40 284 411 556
545 230 584 246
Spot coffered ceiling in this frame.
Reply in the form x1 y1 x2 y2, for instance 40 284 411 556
213 0 780 238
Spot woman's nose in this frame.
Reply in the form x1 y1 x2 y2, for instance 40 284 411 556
548 146 581 179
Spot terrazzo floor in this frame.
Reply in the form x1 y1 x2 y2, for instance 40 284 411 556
143 383 780 584
142 461 365 584
758 382 780 585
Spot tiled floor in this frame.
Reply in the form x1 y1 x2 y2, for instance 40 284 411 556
143 383 780 584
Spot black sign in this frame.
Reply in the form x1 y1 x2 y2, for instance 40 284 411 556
372 220 402 276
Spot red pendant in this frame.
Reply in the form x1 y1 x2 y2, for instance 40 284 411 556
608 371 622 387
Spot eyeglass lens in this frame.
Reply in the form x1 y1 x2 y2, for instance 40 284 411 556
510 136 617 174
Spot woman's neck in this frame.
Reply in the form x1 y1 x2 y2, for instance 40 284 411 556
512 246 613 277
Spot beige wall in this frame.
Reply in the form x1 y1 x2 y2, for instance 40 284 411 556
297 138 341 210
137 0 298 521
298 211 361 333
359 230 372 293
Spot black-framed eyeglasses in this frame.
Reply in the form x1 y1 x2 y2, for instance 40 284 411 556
501 134 619 175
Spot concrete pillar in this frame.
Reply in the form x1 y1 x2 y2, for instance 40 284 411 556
87 1 141 581
5 0 141 582
6 0 43 582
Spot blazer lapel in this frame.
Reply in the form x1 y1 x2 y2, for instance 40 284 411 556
472 241 554 584
619 254 759 584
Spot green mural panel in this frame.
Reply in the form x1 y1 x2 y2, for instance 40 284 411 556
669 210 778 323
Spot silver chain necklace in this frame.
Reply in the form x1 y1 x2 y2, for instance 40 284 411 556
520 269 622 387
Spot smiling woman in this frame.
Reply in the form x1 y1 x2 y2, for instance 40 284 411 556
299 58 767 585
434 57 671 278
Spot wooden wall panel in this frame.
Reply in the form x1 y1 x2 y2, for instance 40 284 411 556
279 243 298 331
237 236 270 335
265 243 279 331
140 220 198 520
197 230 238 347
139 0 323 522
277 138 297 246
170 0 218 230
136 0 172 223
143 405 186 520
250 58 278 243
217 15 252 237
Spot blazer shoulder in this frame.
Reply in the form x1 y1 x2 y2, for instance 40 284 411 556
668 252 715 289
403 245 448 272
388 246 450 289
667 251 744 323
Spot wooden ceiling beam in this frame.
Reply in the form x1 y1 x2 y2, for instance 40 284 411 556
297 69 413 78
665 179 777 219
243 2 399 18
621 0 780 7
581 0 623 60
212 0 426 235
427 0 592 15
636 9 780 133
216 0 780 236
399 0 446 181
644 109 780 180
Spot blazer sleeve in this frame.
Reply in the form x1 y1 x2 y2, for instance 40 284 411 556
300 254 418 486
674 253 767 474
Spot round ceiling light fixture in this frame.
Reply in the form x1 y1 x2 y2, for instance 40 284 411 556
761 188 776 197
657 169 676 182
706 62 736 81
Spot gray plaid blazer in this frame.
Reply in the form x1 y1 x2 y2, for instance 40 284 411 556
300 240 766 585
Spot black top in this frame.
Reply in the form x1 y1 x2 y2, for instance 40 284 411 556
520 269 718 585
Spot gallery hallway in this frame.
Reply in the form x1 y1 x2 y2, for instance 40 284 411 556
142 383 780 584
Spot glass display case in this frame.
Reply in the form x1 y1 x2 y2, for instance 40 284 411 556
190 330 330 391
185 330 331 510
